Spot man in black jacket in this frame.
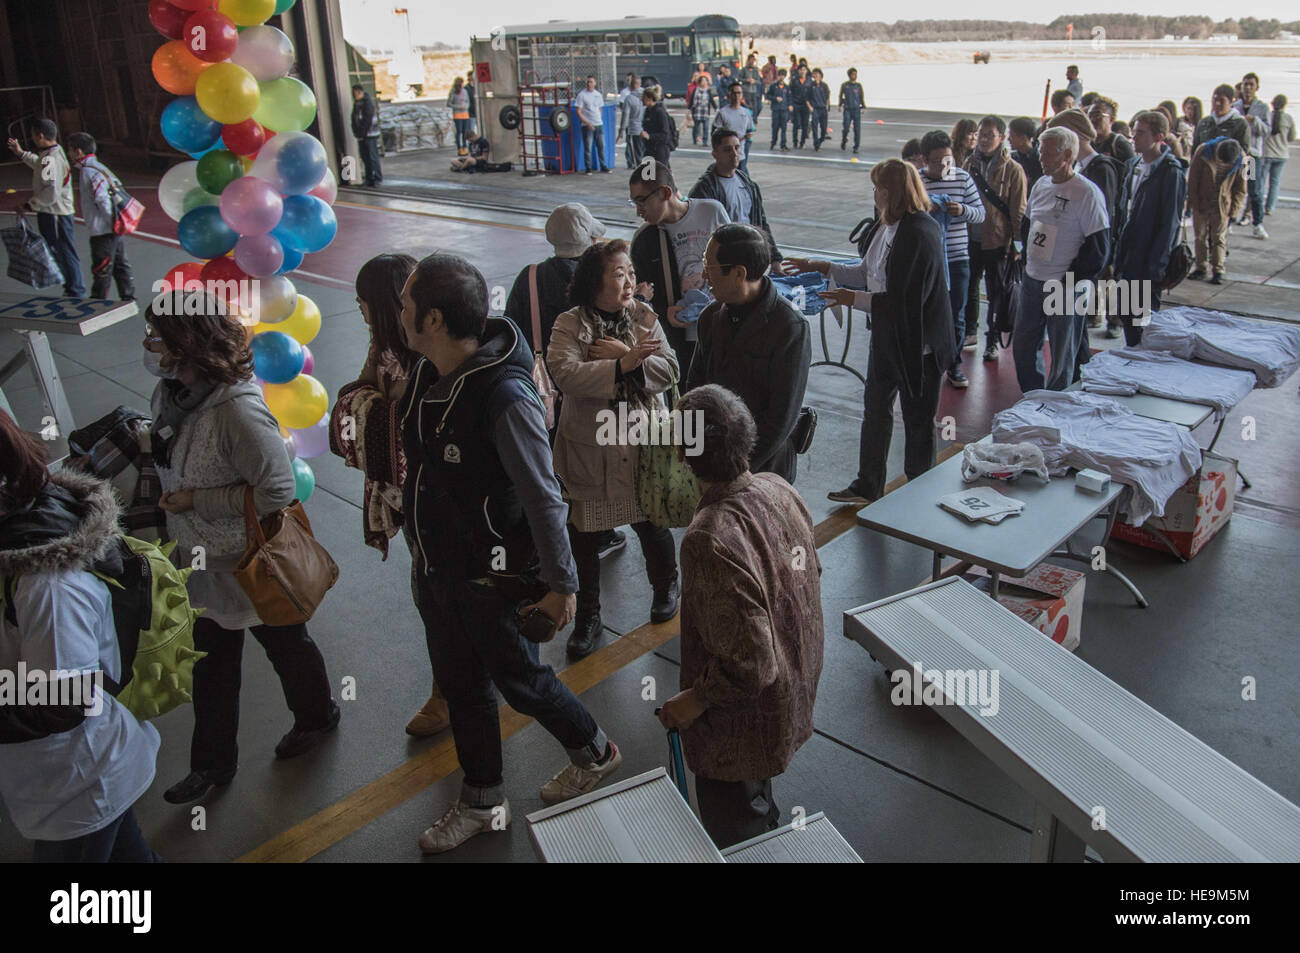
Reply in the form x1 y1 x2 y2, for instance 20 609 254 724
789 66 812 149
351 85 382 186
687 224 809 484
688 129 781 264
398 254 621 854
1112 111 1188 346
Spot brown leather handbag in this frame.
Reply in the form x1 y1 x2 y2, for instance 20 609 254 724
233 486 339 625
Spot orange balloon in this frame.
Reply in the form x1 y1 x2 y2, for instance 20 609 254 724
152 40 212 96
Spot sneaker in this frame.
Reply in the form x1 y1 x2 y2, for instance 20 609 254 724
650 576 680 624
163 768 235 804
585 170 593 176
946 368 969 389
983 344 998 362
405 690 450 737
540 742 622 805
853 147 859 153
1104 326 1121 339
418 799 510 854
963 334 978 351
1210 272 1224 285
1086 314 1103 328
567 609 603 659
841 142 847 150
828 484 869 506
1254 224 1268 239
1187 268 1207 280
597 529 627 560
275 701 340 760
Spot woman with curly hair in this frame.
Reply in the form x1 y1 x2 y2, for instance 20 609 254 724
147 291 338 804
546 239 681 659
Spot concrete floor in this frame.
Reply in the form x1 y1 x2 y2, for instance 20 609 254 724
1 112 1298 862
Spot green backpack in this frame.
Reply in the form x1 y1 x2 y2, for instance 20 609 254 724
2 536 205 721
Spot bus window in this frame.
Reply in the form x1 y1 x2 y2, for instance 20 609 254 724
518 37 531 56
620 34 636 55
669 36 681 56
636 32 652 54
700 34 736 60
652 32 668 54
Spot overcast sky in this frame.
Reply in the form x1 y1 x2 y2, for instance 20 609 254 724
340 1 1300 49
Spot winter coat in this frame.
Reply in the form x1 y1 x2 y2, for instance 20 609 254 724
1188 139 1247 224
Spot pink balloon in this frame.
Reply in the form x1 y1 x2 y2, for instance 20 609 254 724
220 175 284 236
234 232 285 278
307 168 337 205
291 418 330 459
300 344 314 375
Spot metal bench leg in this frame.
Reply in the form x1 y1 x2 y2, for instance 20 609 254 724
1030 803 1087 862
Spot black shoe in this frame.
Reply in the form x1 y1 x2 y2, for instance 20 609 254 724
1187 268 1206 280
828 484 870 506
853 147 859 153
275 702 340 760
597 530 627 560
841 141 847 150
567 609 603 659
650 576 681 624
1210 272 1224 285
946 367 969 389
163 768 235 804
983 344 998 362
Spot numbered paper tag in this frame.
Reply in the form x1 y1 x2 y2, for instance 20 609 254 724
1028 219 1058 263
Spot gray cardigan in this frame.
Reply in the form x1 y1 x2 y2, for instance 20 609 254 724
152 378 294 627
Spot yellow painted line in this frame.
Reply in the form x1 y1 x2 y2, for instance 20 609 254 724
240 442 962 862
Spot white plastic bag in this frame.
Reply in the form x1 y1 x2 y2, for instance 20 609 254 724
961 442 1050 483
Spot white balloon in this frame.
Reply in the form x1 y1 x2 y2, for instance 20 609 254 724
252 275 299 324
308 167 338 205
158 161 201 222
230 26 295 83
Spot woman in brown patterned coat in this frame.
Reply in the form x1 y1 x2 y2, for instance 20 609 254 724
658 384 824 849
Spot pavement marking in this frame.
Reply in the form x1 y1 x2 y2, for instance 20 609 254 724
238 443 962 862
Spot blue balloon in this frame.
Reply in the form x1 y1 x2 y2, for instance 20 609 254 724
188 137 228 161
291 457 315 502
177 206 239 260
277 135 328 195
277 195 338 254
251 330 305 384
276 242 305 274
163 98 223 155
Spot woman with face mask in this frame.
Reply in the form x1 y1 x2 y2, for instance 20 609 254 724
144 291 339 804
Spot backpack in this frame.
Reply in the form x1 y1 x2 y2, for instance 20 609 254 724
849 216 876 256
2 536 204 721
1161 222 1194 291
669 115 680 152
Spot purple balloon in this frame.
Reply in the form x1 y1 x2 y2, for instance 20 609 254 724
234 232 286 278
300 344 314 375
291 418 330 459
220 175 284 236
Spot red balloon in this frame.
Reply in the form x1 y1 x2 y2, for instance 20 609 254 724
148 0 191 39
170 0 217 10
222 118 267 156
200 257 250 303
183 10 240 63
161 261 205 293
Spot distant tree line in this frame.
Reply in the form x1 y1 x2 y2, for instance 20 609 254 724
742 16 1300 42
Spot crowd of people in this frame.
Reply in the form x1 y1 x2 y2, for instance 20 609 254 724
1 54 1293 865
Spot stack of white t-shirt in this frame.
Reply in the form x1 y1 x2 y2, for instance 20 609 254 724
1138 306 1300 388
1081 347 1257 420
992 389 1202 526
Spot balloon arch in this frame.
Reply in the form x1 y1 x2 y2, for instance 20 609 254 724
149 0 336 500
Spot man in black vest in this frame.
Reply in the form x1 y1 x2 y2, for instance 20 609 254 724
397 254 621 854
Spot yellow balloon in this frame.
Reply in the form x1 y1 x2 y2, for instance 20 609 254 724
219 0 277 28
263 374 328 429
195 62 261 125
279 294 321 345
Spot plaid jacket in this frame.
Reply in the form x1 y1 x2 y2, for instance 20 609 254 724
67 406 165 543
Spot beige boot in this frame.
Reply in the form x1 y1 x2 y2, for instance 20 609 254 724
406 686 451 737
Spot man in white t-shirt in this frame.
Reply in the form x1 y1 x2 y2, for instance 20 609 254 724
629 158 731 372
574 75 611 174
714 82 757 173
1012 126 1111 392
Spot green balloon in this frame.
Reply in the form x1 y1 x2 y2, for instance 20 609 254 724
253 77 317 133
182 186 221 215
274 0 297 13
195 149 244 195
292 457 315 501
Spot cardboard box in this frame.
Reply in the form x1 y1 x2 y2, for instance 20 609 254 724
963 563 1086 652
1110 451 1237 560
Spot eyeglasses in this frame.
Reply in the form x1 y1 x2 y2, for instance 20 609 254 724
628 191 660 208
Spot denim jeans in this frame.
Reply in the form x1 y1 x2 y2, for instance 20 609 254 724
453 117 471 150
190 615 334 772
33 806 163 863
947 257 971 369
1262 156 1286 214
36 212 84 298
1012 275 1085 392
842 110 861 148
1246 157 1264 224
856 350 942 501
359 135 383 184
692 118 708 145
412 567 607 807
582 124 608 171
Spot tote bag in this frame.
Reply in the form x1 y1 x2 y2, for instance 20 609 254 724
2 213 64 289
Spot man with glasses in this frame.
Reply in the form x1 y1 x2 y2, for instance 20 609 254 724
1090 97 1135 163
628 158 731 373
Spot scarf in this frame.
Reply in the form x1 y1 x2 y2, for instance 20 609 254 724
151 377 216 469
588 305 651 410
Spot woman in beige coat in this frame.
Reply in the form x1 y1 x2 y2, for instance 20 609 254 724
548 239 681 659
